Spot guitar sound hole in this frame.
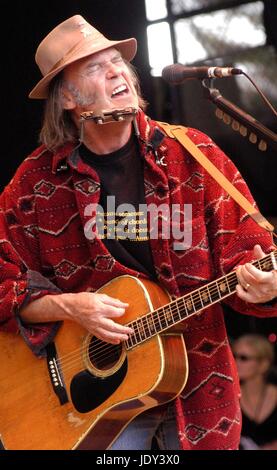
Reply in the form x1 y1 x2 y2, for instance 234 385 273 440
88 336 123 372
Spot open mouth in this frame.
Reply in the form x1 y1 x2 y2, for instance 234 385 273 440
111 84 129 98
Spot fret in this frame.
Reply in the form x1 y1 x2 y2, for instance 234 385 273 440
200 286 211 305
255 258 262 270
264 257 273 271
168 303 176 325
130 322 139 347
144 315 151 337
142 316 151 338
126 327 136 349
225 274 234 294
206 284 213 303
181 297 189 318
155 310 163 333
257 254 272 272
158 307 168 330
183 294 196 314
265 260 271 270
218 279 228 295
136 318 146 342
146 313 157 336
174 301 182 321
214 280 222 300
207 281 219 303
256 258 265 271
271 251 277 271
163 305 173 327
194 291 203 312
183 296 192 315
196 289 204 310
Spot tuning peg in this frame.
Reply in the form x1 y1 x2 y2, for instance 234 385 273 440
258 140 267 151
223 113 231 125
215 108 224 119
239 125 247 137
231 120 240 131
249 132 257 144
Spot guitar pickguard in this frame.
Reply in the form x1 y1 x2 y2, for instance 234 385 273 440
70 358 128 413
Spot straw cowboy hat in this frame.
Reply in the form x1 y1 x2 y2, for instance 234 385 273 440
29 15 137 99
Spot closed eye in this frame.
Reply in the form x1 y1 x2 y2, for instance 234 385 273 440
84 55 124 77
86 63 101 75
111 56 124 65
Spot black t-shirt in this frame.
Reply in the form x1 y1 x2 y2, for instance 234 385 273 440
241 407 277 446
80 135 156 279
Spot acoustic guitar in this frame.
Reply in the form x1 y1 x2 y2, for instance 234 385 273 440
0 249 276 450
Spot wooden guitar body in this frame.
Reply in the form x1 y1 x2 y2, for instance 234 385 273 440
0 275 188 450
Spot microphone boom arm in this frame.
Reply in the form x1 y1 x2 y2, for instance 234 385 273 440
202 79 277 153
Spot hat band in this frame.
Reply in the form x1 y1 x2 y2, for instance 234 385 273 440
47 35 115 76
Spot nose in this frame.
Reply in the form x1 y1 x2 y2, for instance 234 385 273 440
105 61 122 79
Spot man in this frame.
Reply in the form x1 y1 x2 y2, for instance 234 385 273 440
0 15 276 450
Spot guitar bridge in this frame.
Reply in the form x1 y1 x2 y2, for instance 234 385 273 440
46 343 69 406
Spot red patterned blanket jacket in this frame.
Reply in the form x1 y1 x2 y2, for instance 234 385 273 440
0 110 276 450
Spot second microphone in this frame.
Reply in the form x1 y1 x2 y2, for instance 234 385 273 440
162 64 243 84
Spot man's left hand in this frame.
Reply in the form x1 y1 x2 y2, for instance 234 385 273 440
236 244 277 304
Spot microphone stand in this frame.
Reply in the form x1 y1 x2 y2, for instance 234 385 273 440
201 79 277 153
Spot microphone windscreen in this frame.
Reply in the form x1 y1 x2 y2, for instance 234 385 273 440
162 64 185 84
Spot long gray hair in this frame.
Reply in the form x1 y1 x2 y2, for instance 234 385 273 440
39 61 147 151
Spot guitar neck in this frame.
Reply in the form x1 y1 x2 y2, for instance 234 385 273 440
125 250 277 349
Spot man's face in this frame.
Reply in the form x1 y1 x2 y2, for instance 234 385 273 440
62 47 139 114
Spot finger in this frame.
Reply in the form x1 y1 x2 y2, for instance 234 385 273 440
93 327 123 344
103 305 128 319
238 264 256 285
99 294 129 308
96 324 132 343
236 283 263 304
253 244 266 260
236 284 252 301
244 263 273 282
236 265 251 290
101 317 133 335
236 276 276 303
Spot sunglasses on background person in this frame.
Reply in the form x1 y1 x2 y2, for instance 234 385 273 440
233 353 261 362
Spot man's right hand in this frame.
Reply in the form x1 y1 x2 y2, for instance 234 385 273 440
20 292 133 345
57 292 133 344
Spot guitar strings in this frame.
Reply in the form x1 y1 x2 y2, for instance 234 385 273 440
5 256 274 396
56 253 275 374
58 253 270 370
57 275 241 374
56 261 266 371
55 269 250 372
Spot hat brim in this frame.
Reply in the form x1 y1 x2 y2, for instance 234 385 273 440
29 37 137 99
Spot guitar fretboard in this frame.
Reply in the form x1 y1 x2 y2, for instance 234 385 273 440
125 250 277 350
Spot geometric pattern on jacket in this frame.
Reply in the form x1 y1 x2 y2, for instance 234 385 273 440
0 110 276 450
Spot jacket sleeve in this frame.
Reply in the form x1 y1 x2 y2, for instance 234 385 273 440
193 130 277 318
0 169 61 357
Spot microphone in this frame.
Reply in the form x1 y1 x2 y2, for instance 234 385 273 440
162 64 243 84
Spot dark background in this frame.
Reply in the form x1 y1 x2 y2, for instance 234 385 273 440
1 0 277 346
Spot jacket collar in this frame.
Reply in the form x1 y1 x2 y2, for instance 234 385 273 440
50 110 167 174
51 142 76 174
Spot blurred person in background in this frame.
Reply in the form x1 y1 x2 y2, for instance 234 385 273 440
233 334 277 450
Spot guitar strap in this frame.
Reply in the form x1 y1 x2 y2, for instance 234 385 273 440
157 121 275 235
